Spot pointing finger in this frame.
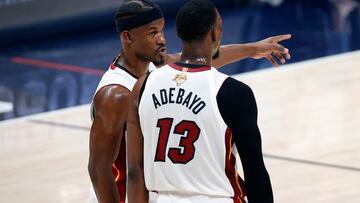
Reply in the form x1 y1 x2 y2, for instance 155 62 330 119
271 34 292 43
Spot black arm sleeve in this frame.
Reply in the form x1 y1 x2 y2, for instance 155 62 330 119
217 77 273 203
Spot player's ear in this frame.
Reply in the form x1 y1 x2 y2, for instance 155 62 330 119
211 27 216 42
120 31 133 44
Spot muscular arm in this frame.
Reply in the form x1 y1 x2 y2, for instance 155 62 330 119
217 78 273 203
127 75 149 203
88 85 131 203
167 34 291 68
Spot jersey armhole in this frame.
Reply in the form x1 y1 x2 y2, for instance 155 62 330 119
139 73 151 105
91 84 131 119
93 83 131 101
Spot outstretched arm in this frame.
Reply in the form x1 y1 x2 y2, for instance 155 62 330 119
213 34 291 68
167 34 291 68
127 75 149 203
88 85 131 203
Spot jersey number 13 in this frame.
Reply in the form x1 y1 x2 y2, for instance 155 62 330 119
154 118 200 164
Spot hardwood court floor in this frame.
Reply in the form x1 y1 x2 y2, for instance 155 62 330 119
0 51 359 203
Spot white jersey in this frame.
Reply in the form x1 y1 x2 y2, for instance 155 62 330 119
88 56 156 203
138 63 246 202
90 57 156 120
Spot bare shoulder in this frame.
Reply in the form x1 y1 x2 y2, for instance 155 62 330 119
93 84 132 115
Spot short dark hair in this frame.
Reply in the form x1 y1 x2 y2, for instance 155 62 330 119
115 0 154 21
176 0 217 42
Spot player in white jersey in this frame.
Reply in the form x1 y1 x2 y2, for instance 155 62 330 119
88 55 156 203
92 55 157 100
127 0 273 203
89 0 289 202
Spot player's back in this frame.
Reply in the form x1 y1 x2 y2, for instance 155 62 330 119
138 62 246 200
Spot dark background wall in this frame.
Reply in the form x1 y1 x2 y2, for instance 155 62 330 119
0 0 231 45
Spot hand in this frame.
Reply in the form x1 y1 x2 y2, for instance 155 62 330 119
250 34 292 67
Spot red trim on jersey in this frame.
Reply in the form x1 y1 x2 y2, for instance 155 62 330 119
169 63 211 72
225 128 247 203
112 135 127 203
110 59 140 79
110 63 117 70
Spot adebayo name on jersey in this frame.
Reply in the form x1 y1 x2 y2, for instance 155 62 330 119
151 88 206 115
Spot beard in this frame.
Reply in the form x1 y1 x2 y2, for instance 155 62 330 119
152 55 165 66
135 52 165 67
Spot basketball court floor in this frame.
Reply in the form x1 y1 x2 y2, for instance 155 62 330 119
0 51 359 203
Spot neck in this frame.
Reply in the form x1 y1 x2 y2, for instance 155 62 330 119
117 49 150 78
180 41 212 67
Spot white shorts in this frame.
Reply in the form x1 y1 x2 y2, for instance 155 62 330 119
87 186 98 203
149 192 247 203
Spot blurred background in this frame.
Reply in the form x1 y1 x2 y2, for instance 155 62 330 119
1 0 360 120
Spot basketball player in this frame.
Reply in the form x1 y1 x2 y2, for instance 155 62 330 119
89 0 288 202
127 0 273 202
